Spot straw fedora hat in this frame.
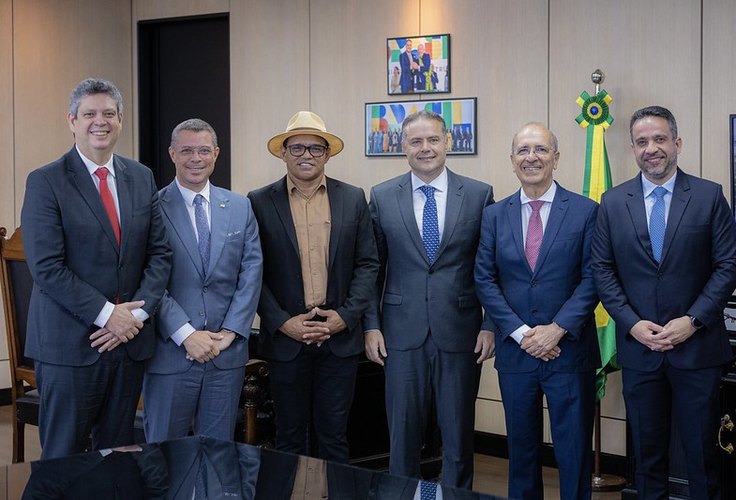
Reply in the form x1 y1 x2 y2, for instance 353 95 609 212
267 111 344 157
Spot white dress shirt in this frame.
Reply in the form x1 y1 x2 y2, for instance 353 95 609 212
77 147 149 328
509 182 557 345
641 170 677 227
411 168 448 242
170 180 212 346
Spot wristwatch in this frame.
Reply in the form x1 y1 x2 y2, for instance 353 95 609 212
688 315 704 330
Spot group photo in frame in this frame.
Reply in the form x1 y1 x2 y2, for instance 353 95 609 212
365 97 477 157
387 34 450 95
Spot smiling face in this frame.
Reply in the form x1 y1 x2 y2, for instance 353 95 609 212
510 124 559 198
402 117 447 183
169 130 219 192
281 134 330 187
67 93 122 165
631 116 681 184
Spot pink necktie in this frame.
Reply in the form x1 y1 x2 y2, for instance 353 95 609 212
95 167 121 246
525 200 544 271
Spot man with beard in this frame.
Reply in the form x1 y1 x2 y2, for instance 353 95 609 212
591 105 736 499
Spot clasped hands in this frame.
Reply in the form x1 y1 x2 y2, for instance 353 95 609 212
89 300 237 362
89 300 145 353
520 323 565 361
279 307 346 346
630 316 697 352
182 329 236 363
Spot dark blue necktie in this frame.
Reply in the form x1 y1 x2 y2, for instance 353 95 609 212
194 194 211 273
419 185 440 263
649 186 667 262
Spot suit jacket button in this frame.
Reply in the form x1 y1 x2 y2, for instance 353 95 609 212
530 281 536 287
531 309 538 315
199 311 205 316
203 286 208 293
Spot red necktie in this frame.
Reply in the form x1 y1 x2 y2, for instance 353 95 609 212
525 200 544 271
95 167 121 246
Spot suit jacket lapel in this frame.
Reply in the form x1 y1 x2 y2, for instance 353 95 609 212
396 173 427 262
327 177 343 271
270 177 300 256
160 182 204 277
534 184 568 274
112 156 130 257
67 149 120 254
207 187 231 280
661 171 691 264
506 191 527 272
436 169 463 261
625 175 654 262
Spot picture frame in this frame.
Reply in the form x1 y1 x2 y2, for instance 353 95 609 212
387 34 450 95
730 114 736 213
365 97 477 157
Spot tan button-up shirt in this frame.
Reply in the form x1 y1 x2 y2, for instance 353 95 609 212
287 175 331 308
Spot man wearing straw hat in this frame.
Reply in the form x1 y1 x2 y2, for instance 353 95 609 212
248 111 379 462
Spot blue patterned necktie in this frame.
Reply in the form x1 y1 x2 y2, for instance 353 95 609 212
419 480 438 500
194 194 211 273
649 186 667 263
419 185 440 263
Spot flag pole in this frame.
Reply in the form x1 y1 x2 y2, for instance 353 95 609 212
584 68 626 492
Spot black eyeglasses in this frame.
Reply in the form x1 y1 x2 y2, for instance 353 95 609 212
286 144 327 158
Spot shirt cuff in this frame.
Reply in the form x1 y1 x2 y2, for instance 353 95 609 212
132 308 149 322
510 324 531 345
94 301 115 328
171 323 196 346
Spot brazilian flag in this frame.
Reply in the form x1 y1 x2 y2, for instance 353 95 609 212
576 90 619 401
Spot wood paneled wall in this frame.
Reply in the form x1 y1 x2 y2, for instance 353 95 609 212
2 0 735 457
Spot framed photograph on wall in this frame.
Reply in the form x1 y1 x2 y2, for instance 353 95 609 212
387 34 450 95
731 114 736 213
365 97 477 157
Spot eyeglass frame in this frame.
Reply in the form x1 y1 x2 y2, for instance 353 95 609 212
513 145 555 157
175 146 216 158
285 143 329 158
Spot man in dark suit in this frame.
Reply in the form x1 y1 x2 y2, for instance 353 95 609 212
364 110 494 489
20 78 172 459
247 111 378 462
592 105 736 499
399 39 418 94
143 119 263 442
474 123 600 499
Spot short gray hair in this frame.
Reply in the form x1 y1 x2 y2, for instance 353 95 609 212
69 78 123 117
401 110 447 145
170 118 218 147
